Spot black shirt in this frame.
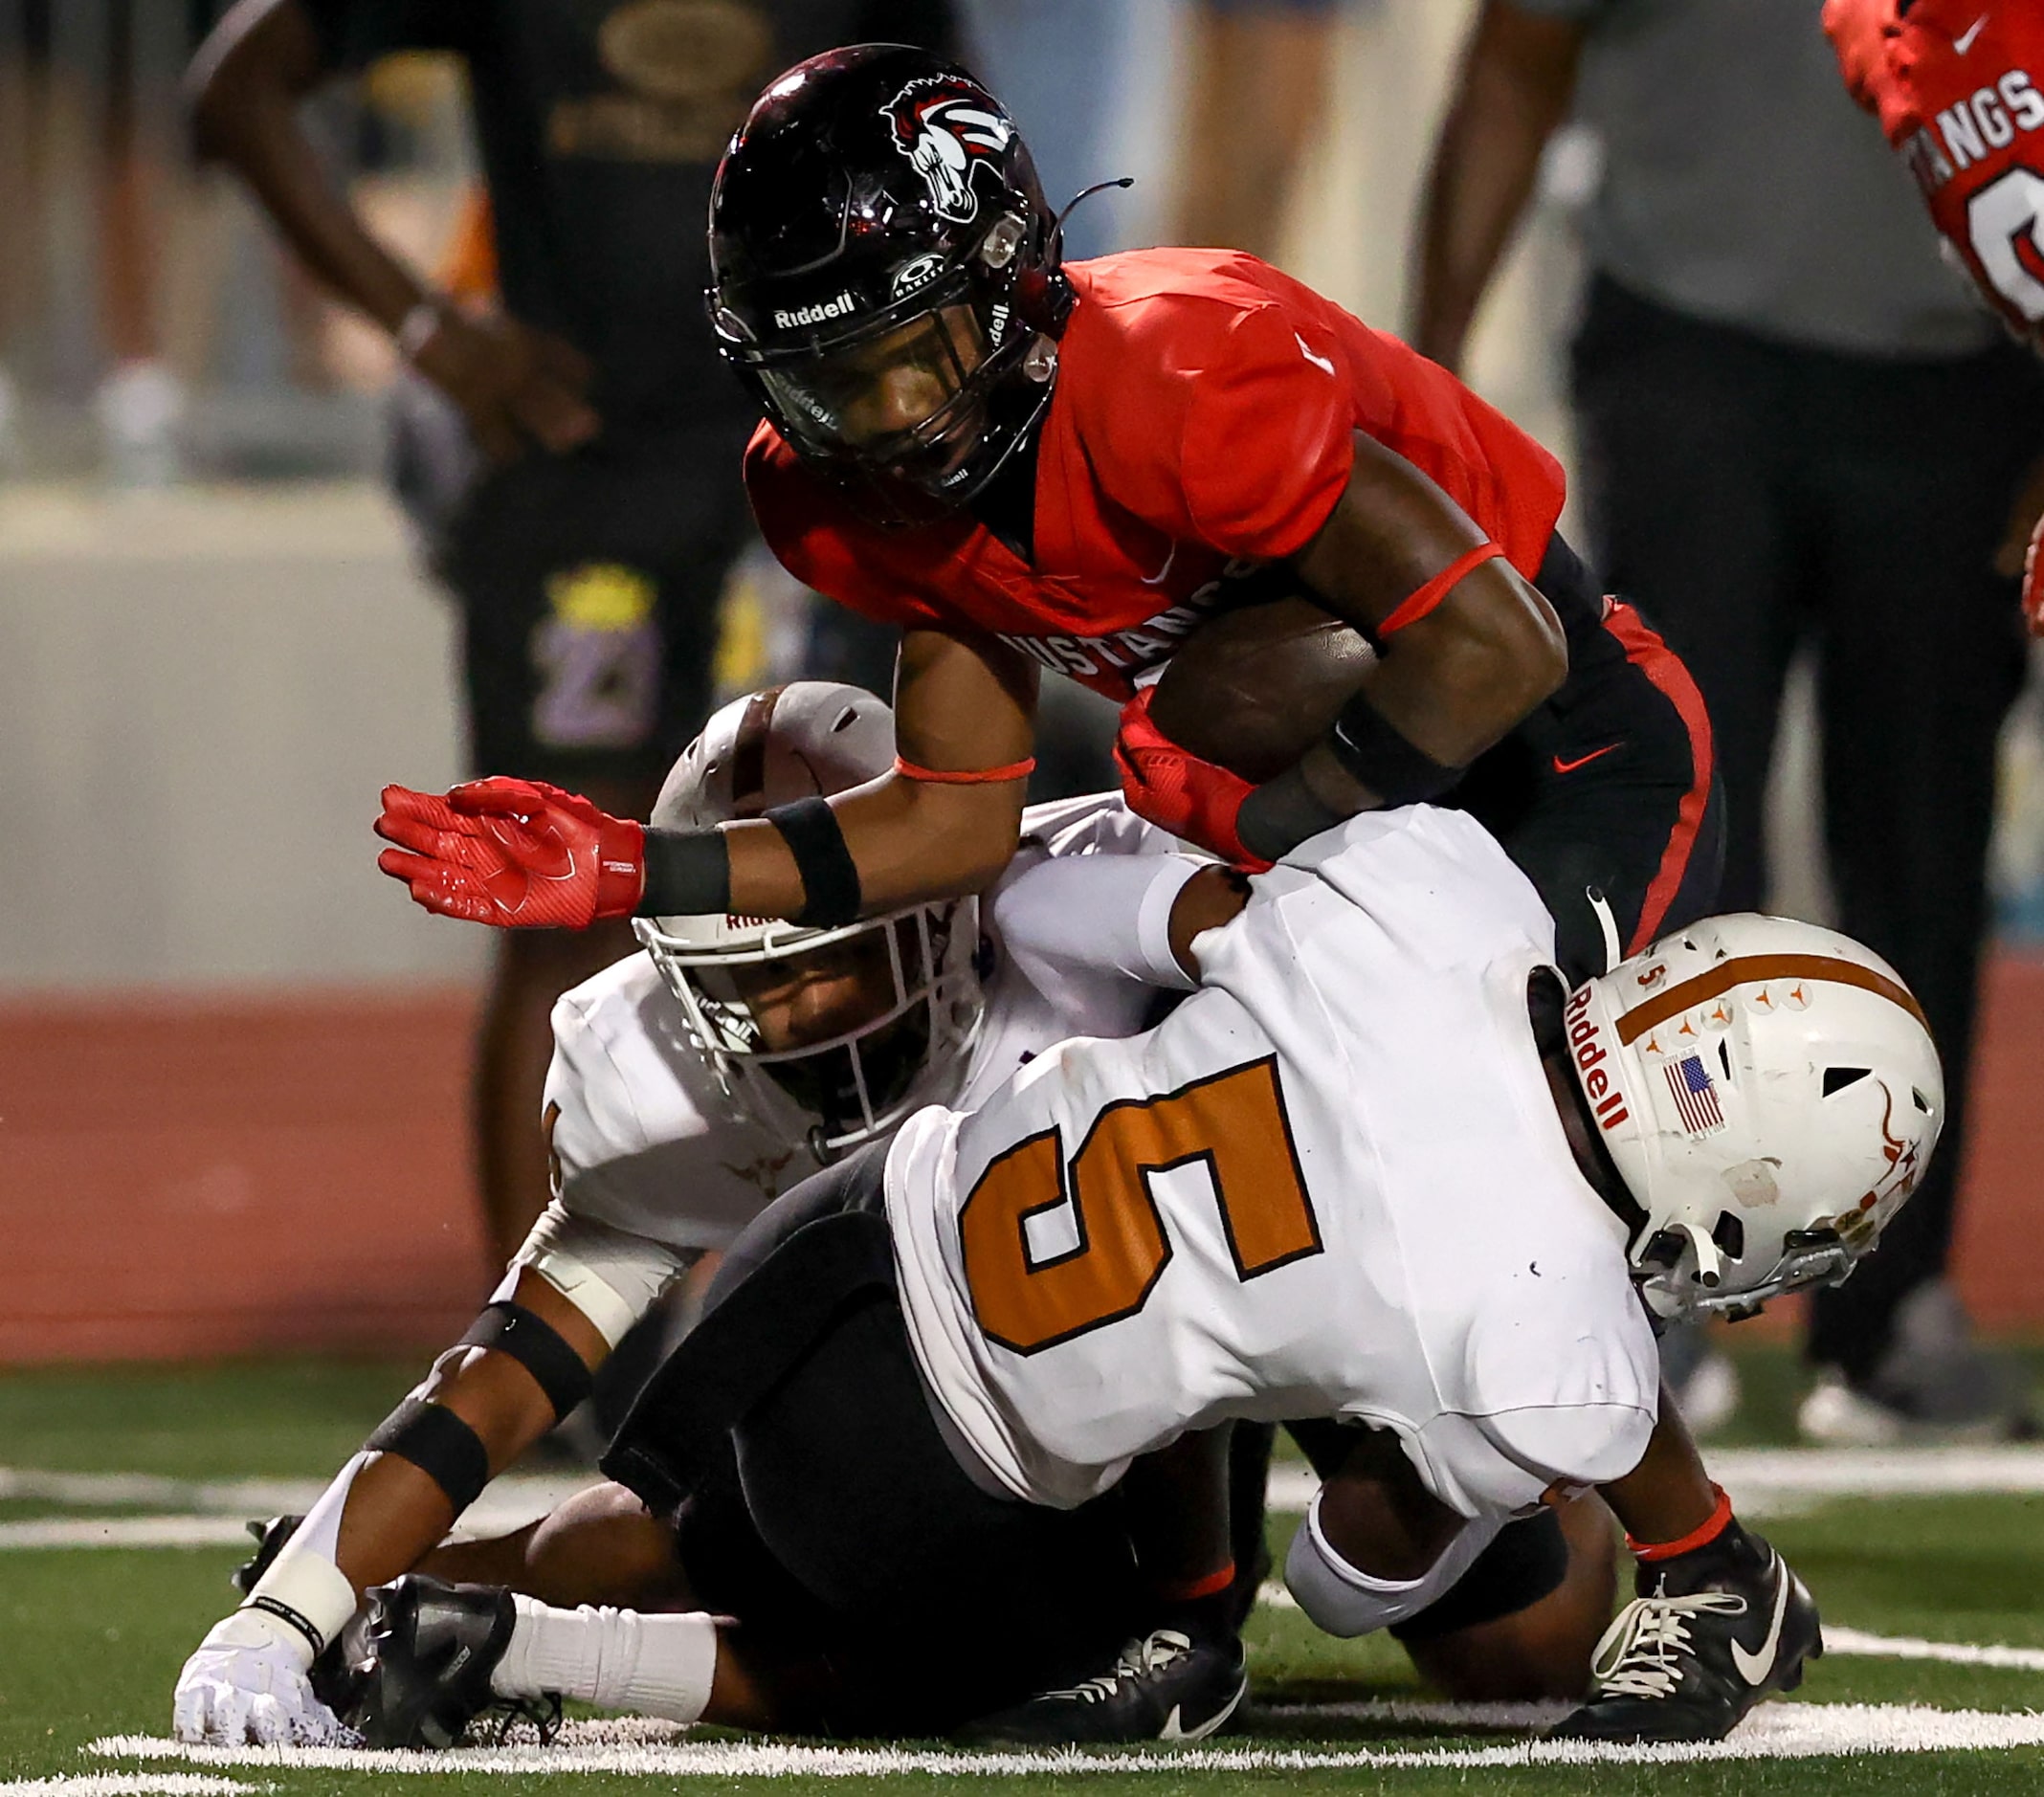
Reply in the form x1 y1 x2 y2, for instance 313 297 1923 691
300 0 957 435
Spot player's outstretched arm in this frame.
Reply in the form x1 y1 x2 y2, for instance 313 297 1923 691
378 628 1040 928
1234 433 1566 861
172 1269 611 1745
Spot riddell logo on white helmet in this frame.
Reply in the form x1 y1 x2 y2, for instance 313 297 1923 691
771 291 858 330
1565 985 1631 1132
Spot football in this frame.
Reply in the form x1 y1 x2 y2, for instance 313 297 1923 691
1147 588 1377 783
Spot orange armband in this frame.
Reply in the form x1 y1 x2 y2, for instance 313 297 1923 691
892 754 1036 785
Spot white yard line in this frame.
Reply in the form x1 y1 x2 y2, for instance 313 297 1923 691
0 1518 256 1550
1264 1445 2044 1515
0 1776 260 1796
10 1445 2038 1534
8 1446 2040 1548
1824 1627 2044 1673
0 1469 596 1548
85 1702 2044 1773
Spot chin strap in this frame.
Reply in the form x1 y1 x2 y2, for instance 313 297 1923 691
1588 886 1624 975
1675 1219 1726 1291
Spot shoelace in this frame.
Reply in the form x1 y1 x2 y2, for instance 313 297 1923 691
1033 1630 1195 1706
1586 1590 1748 1700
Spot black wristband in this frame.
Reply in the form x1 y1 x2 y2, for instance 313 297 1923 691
459 1301 594 1424
637 828 732 919
765 796 863 927
1237 764 1354 864
1327 689 1459 807
366 1398 491 1516
244 1593 328 1656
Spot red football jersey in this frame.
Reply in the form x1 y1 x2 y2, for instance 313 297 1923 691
746 248 1567 701
1843 0 2044 344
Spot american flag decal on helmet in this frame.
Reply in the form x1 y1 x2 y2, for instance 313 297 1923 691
1665 1054 1726 1135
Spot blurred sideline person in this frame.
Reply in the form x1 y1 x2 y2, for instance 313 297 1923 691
1409 0 2044 1443
1827 0 2044 617
222 806 1939 1748
186 0 957 1266
0 1 226 481
174 686 1620 1748
1173 0 1343 262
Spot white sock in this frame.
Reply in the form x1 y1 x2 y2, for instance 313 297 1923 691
491 1598 717 1722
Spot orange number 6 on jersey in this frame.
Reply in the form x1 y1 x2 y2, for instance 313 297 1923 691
959 1056 1322 1355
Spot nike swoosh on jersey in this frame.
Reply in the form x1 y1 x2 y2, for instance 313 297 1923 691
1295 332 1336 376
1551 743 1624 774
1141 544 1179 587
1731 1555 1792 1686
1955 14 1988 54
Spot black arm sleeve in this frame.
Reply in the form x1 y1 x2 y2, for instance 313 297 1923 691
637 828 735 920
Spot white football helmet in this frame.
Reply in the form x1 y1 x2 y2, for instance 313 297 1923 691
633 682 986 1159
1563 913 1944 1320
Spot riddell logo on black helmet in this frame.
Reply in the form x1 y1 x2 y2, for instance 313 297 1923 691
771 291 858 330
1566 985 1632 1132
882 77 1013 224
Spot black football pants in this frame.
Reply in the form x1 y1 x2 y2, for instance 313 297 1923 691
602 1144 1141 1737
1570 274 2044 1377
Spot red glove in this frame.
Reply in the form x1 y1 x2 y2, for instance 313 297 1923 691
374 777 644 928
1827 0 2044 344
1113 686 1272 872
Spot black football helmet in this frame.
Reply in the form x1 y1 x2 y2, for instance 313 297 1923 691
707 44 1074 523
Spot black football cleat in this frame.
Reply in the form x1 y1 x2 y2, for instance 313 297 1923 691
344 1575 557 1750
1549 1521 1821 1743
956 1630 1247 1745
231 1515 305 1597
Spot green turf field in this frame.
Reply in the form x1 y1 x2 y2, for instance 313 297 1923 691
4 1351 2043 1795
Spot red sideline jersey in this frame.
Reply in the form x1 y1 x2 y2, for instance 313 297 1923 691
1825 0 2044 343
746 249 1567 701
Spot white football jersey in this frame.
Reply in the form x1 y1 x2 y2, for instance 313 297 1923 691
541 793 1185 1256
886 807 1660 1519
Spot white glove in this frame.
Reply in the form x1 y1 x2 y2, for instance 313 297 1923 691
171 1607 351 1745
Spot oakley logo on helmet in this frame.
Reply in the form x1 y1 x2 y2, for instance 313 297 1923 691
882 77 1014 224
891 252 948 300
771 290 859 330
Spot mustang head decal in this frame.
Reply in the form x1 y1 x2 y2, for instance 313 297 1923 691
881 77 1014 224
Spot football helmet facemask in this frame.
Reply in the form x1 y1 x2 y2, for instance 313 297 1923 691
1563 914 1944 1320
633 682 986 1160
708 44 1076 524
